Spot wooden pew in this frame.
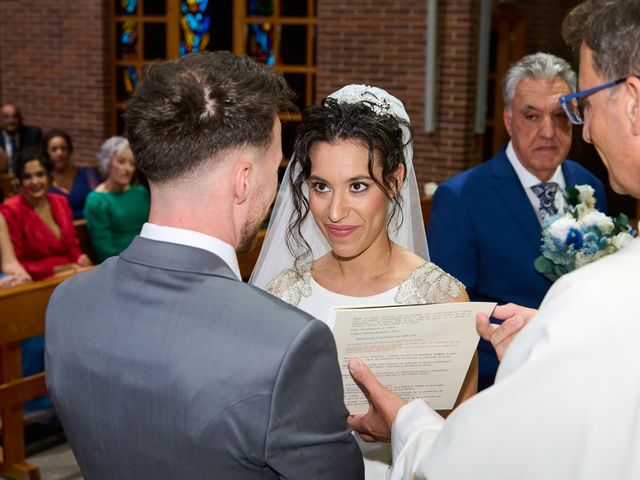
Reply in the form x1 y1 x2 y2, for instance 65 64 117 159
0 272 77 480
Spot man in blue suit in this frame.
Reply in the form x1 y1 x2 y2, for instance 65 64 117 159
428 52 606 390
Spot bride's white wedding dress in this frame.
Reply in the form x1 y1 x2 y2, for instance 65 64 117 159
266 261 463 480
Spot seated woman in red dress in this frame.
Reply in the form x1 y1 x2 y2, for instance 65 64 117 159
0 148 92 280
0 149 92 410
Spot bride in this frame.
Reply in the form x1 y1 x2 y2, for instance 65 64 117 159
251 85 475 479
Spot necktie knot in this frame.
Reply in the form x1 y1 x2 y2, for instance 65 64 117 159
532 182 559 218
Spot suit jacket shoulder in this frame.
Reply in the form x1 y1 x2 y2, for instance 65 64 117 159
46 240 362 479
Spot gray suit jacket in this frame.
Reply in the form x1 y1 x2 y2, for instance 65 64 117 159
45 237 363 479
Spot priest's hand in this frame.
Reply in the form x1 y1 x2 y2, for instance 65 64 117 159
476 303 537 361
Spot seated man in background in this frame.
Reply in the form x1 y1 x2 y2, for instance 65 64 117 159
427 52 607 390
1 104 43 174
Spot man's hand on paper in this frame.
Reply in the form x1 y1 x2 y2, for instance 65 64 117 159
476 303 537 361
347 357 407 443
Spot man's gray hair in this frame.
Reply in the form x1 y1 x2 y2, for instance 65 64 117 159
563 0 640 82
96 136 130 177
503 52 577 110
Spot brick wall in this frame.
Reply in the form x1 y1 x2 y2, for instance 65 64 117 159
519 0 576 62
317 0 479 186
0 0 110 167
0 0 591 188
316 0 592 186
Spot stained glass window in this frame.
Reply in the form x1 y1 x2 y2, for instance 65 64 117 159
117 20 138 59
116 65 139 102
180 0 212 56
112 0 178 134
235 0 316 109
116 0 137 15
247 23 275 67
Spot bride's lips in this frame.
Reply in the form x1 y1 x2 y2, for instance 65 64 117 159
325 224 358 237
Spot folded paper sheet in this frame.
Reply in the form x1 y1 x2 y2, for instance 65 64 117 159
331 302 496 413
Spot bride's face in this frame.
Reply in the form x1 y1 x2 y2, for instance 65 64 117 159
308 139 393 259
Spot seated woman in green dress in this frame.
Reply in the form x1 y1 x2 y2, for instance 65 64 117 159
84 136 150 263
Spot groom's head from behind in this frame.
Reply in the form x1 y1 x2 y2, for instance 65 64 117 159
125 51 295 250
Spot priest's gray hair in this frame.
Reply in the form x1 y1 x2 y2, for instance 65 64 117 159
97 136 130 177
503 52 577 111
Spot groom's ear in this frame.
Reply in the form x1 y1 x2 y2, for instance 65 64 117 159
232 156 253 205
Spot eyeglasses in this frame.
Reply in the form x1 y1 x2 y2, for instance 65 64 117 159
559 76 639 125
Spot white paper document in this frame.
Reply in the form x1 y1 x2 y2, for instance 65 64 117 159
331 302 496 413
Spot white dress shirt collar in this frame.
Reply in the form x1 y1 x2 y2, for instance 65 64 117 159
140 223 241 280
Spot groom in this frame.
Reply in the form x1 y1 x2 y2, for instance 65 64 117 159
349 0 640 478
45 52 363 479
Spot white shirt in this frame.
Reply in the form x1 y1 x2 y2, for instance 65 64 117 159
506 141 566 224
140 223 241 280
0 130 13 158
389 238 640 480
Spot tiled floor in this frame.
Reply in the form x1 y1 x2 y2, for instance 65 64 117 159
0 442 82 480
0 413 82 480
26 443 82 480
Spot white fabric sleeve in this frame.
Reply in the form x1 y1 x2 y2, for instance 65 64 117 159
390 400 444 480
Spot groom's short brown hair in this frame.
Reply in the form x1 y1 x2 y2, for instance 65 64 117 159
126 51 295 184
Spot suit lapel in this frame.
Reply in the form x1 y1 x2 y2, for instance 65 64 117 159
491 150 542 249
562 161 577 190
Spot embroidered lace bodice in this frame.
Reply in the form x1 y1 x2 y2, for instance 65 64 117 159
266 261 464 310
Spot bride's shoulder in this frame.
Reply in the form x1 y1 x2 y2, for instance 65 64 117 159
396 261 466 304
265 263 313 306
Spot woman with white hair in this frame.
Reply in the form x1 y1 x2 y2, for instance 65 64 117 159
84 136 150 262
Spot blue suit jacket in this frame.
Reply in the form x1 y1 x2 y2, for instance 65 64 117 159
427 148 607 390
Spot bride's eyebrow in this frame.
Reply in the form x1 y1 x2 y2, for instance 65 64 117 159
308 174 372 182
308 175 328 183
347 175 373 182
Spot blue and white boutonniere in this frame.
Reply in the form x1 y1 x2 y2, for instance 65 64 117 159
534 185 636 282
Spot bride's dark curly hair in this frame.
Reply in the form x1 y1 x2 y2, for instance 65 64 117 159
287 96 412 269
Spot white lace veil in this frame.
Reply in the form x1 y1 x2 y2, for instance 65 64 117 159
250 84 429 289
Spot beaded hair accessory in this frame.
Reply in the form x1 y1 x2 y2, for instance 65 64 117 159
328 84 406 120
